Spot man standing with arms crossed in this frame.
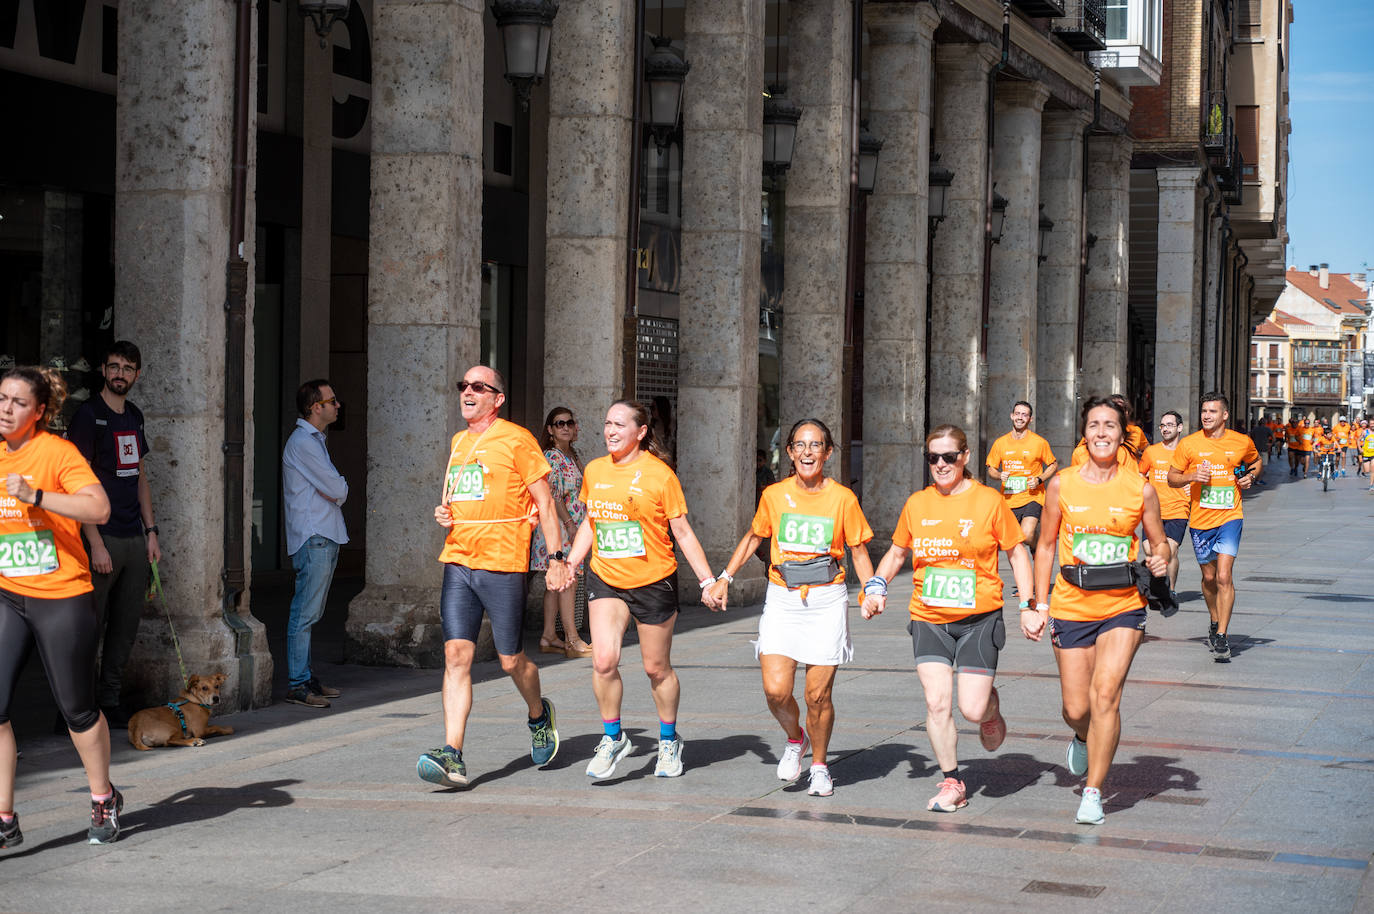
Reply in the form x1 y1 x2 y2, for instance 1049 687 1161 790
67 341 160 726
281 380 348 708
1168 394 1260 662
985 401 1058 554
1139 410 1190 597
417 366 568 787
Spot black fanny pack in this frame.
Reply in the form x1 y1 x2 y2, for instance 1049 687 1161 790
1061 562 1139 591
776 556 842 588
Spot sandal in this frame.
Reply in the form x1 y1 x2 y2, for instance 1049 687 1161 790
538 638 567 655
564 640 594 658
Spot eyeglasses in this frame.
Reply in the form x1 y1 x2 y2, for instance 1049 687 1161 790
105 363 138 376
552 418 577 429
926 451 962 466
457 380 502 395
789 441 827 453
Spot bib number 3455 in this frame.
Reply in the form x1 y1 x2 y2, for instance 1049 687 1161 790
596 521 646 559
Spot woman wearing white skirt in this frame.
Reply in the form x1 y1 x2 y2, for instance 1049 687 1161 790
709 419 873 797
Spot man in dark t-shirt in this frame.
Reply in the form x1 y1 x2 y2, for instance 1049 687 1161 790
66 340 161 726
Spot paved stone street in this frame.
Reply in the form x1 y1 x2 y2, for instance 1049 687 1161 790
3 458 1372 912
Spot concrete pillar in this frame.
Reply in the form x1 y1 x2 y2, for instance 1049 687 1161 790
114 0 272 706
540 0 635 450
300 28 333 381
1201 210 1223 394
1081 133 1132 399
986 81 1050 429
929 42 999 462
1035 110 1091 460
779 0 852 447
40 192 84 366
678 0 766 602
861 1 940 549
1153 166 1205 424
346 0 485 668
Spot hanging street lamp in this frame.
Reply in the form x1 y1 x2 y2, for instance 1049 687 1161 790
491 0 559 111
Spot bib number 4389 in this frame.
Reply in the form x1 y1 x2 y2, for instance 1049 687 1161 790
1071 532 1130 565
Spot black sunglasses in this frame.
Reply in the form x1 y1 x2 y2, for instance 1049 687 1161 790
925 451 962 466
552 418 577 428
457 380 502 395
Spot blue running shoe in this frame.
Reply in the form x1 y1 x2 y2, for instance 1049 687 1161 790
529 698 559 766
417 746 468 787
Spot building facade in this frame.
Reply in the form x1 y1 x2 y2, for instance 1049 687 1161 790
0 0 1290 708
1268 265 1372 419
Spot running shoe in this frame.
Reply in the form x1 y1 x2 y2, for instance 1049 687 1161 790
1065 735 1089 776
654 735 685 777
0 814 21 849
1075 786 1105 825
979 686 1007 752
927 777 967 813
529 698 559 766
806 765 834 797
1213 633 1232 662
87 788 123 845
586 732 632 779
776 733 810 781
1207 620 1219 653
417 746 468 787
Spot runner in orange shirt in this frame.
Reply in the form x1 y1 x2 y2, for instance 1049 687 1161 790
1168 392 1261 662
1334 417 1352 477
417 365 569 789
567 400 722 780
710 418 874 797
863 424 1034 814
1138 410 1190 594
0 367 121 847
1032 397 1169 826
1293 416 1315 478
1285 417 1302 476
1266 414 1283 460
986 401 1058 554
1314 424 1339 484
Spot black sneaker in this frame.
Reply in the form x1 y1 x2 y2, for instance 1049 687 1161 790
284 685 330 709
1207 621 1219 652
88 788 123 845
1214 633 1232 662
0 813 21 849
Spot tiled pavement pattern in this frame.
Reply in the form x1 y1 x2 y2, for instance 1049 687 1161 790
3 457 1372 912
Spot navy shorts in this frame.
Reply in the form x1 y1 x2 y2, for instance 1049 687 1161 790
908 610 1006 675
1049 608 1146 649
1189 519 1243 565
439 563 528 656
1011 502 1043 523
1163 518 1189 544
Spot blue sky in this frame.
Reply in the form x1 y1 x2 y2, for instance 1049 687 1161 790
1286 1 1374 275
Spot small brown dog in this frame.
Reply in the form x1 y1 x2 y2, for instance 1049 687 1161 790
127 673 235 750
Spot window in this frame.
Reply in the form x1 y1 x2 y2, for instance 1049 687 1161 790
1106 0 1128 40
1236 106 1259 182
1296 376 1309 392
1268 342 1279 360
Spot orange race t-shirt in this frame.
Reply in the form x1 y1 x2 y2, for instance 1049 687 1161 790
437 418 551 573
1051 465 1147 622
1169 429 1260 531
1315 433 1338 455
985 431 1057 509
1138 442 1191 521
0 430 101 599
1125 423 1148 456
751 476 872 588
1294 423 1315 452
1335 423 1350 447
891 482 1023 624
579 451 687 590
1285 423 1301 448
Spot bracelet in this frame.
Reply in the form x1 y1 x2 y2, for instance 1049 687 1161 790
863 576 888 596
699 576 716 589
1035 602 1050 613
144 524 160 536
33 489 43 507
1017 600 1031 610
718 570 734 583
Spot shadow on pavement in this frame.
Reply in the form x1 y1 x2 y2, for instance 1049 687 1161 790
834 741 929 785
1101 754 1200 811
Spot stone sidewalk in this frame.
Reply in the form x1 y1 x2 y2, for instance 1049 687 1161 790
2 457 1372 912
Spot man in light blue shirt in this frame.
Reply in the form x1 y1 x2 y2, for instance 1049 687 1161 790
281 379 348 708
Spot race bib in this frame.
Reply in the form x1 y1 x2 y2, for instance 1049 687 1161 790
920 566 976 609
595 520 646 559
447 463 485 502
1003 476 1029 494
1199 485 1235 510
776 512 835 554
0 530 58 578
1071 532 1131 565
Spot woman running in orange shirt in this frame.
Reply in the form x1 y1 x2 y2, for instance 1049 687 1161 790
709 419 874 798
0 367 119 847
862 424 1034 814
1031 397 1169 826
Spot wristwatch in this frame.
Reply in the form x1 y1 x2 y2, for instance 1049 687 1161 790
549 550 566 562
144 524 160 536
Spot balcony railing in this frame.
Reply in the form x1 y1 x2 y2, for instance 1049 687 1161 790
1012 0 1068 17
1250 357 1285 369
1203 91 1229 155
1295 391 1341 403
1051 0 1107 50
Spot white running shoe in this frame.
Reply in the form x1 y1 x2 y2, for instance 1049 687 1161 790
585 733 632 779
806 765 834 797
776 733 810 781
1065 735 1088 776
1075 786 1105 825
654 735 685 777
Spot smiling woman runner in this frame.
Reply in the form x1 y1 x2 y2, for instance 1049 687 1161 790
1032 396 1170 826
861 424 1033 814
565 400 724 781
0 367 120 847
707 419 873 798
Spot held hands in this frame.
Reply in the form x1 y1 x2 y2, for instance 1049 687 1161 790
1145 552 1168 578
434 505 453 528
704 578 730 610
545 560 571 592
1020 607 1048 641
860 593 885 619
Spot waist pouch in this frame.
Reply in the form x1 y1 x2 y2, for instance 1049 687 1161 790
776 556 842 588
1061 561 1137 591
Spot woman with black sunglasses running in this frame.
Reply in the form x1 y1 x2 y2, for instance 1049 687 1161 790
861 424 1033 814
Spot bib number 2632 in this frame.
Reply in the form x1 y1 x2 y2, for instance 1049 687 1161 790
0 530 58 578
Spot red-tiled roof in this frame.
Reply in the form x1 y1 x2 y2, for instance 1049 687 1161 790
1285 267 1371 316
1271 308 1314 327
1253 319 1285 336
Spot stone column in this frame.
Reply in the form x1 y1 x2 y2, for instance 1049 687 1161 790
986 81 1050 429
929 42 999 462
40 192 84 365
1153 166 1205 424
1081 133 1132 400
114 0 273 707
299 27 333 381
779 0 852 445
678 0 766 602
541 0 635 450
346 0 485 668
861 1 940 550
1035 110 1091 461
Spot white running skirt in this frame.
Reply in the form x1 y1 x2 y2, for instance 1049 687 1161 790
753 582 853 666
